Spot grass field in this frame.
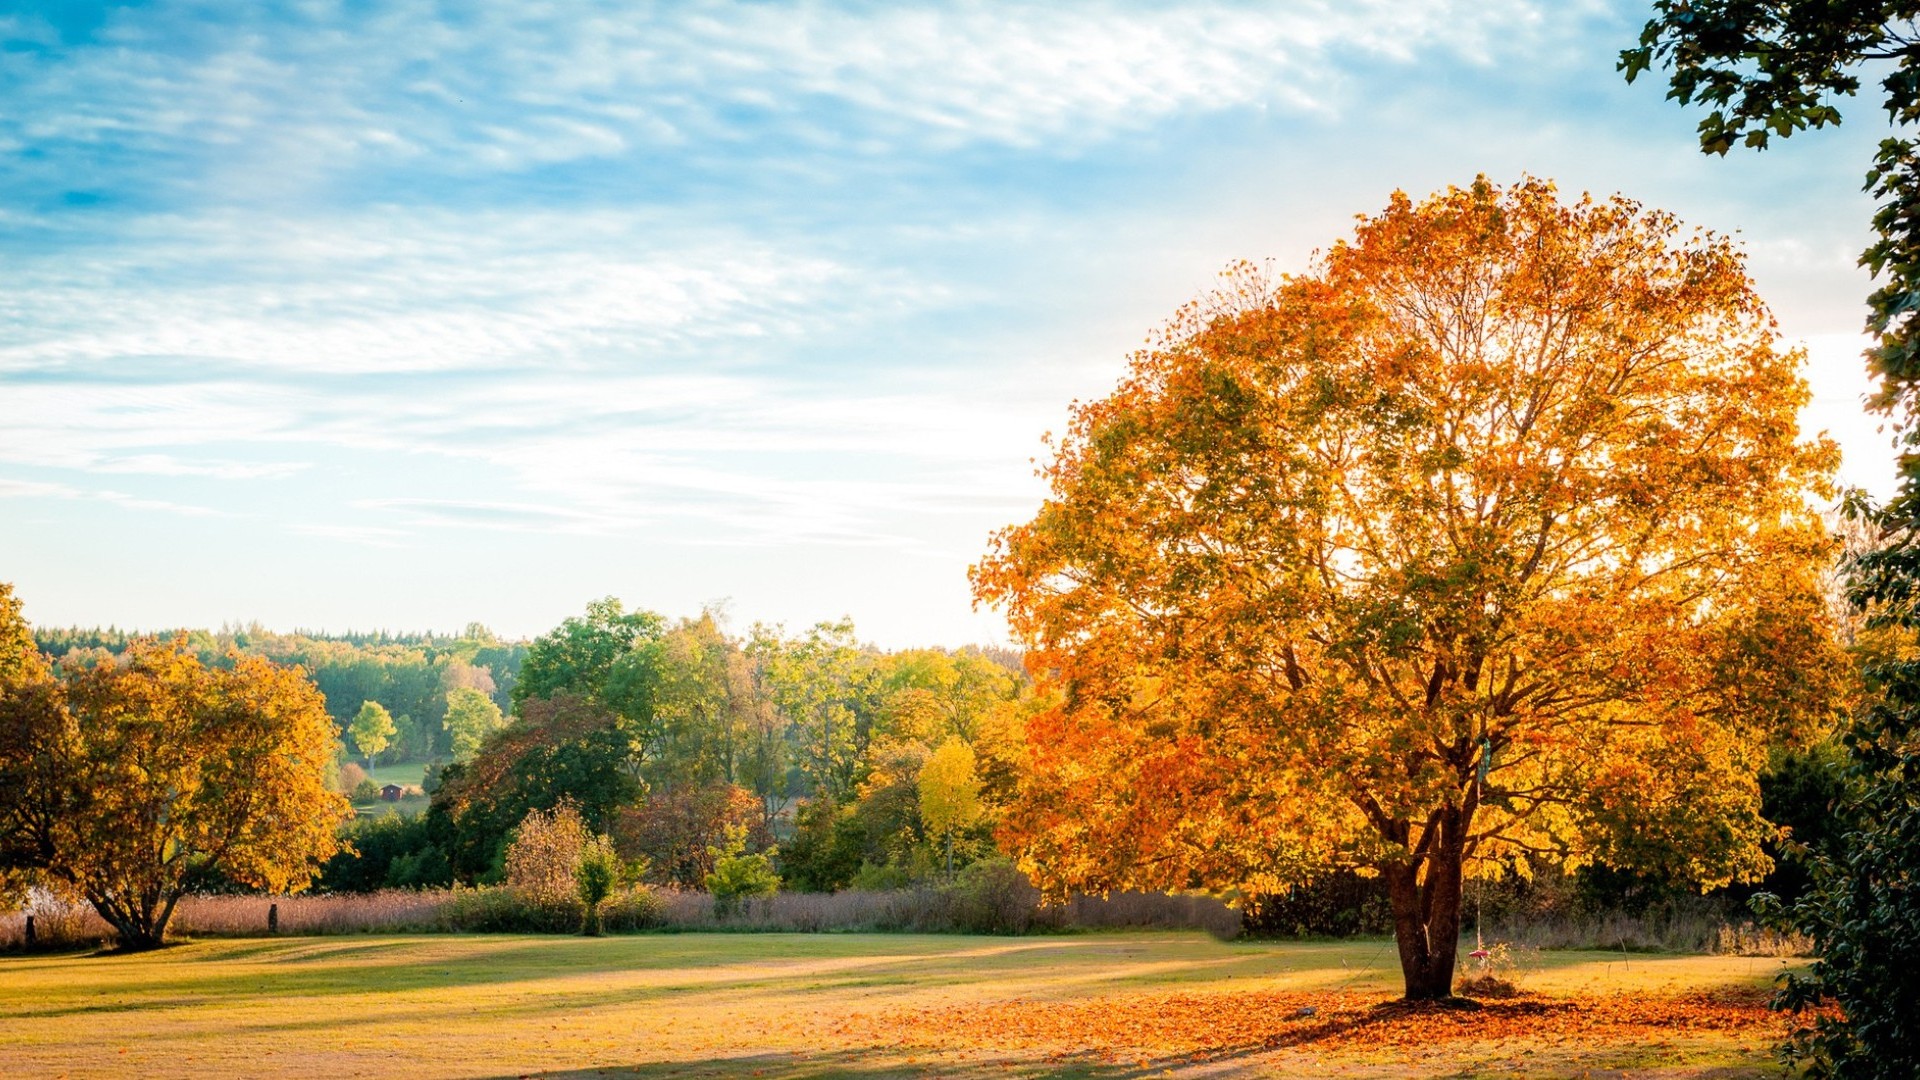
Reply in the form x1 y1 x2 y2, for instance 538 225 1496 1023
0 932 1800 1078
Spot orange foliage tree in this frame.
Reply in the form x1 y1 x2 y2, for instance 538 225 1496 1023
973 178 1850 999
0 633 347 949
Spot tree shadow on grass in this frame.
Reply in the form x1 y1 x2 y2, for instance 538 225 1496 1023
480 1048 1195 1079
7 935 1287 1024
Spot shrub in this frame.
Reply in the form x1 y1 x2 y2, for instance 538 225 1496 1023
1241 872 1392 938
705 825 779 918
318 813 450 892
576 836 620 936
338 762 369 796
947 858 1039 934
600 885 666 932
351 778 381 803
440 885 581 934
505 803 591 906
848 860 911 891
1061 890 1241 939
1763 660 1920 1077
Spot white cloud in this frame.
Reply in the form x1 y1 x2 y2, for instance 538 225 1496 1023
0 209 867 375
0 476 232 517
0 0 1581 185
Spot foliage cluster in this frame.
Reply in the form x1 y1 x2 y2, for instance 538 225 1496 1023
1758 517 1920 1077
356 601 1031 903
974 178 1847 999
502 802 629 934
1623 6 1920 1070
0 585 349 947
34 622 525 766
704 824 779 917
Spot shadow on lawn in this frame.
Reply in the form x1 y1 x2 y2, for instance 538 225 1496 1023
482 1049 1190 1079
9 935 1291 1026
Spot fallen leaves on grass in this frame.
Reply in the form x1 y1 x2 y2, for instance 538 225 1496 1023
831 988 1783 1059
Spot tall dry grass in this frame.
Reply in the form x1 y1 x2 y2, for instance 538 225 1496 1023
1479 904 1812 956
2 884 1242 948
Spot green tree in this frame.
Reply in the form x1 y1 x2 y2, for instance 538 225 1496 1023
918 737 984 877
754 620 881 802
443 687 504 763
514 598 663 709
1624 8 1920 1066
349 700 396 769
648 613 758 787
1622 2 1920 478
1756 511 1920 1076
428 693 642 881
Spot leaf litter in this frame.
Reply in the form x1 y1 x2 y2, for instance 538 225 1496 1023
830 987 1785 1061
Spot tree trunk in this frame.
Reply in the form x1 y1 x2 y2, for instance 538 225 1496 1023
1382 805 1469 1000
88 890 174 951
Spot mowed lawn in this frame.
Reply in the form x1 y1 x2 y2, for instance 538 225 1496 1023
0 932 1800 1078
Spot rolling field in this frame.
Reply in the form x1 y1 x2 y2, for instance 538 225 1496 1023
0 932 1799 1078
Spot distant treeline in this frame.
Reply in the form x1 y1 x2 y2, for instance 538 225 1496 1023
33 624 527 763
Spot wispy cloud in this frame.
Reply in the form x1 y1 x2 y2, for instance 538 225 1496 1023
0 476 233 517
0 0 1573 201
0 209 873 375
7 0 1874 649
289 522 411 548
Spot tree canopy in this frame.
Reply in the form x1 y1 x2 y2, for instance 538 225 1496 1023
974 178 1848 999
1622 2 1920 491
1624 8 1920 1067
350 700 396 765
0 629 348 948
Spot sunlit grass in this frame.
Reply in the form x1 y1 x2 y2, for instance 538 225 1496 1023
0 933 1796 1078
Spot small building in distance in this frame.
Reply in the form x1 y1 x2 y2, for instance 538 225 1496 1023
380 784 405 802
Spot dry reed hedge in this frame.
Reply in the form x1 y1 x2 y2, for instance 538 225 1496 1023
5 885 1810 956
1 885 1243 948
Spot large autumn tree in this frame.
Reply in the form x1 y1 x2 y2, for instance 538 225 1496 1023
974 178 1850 1000
0 623 348 949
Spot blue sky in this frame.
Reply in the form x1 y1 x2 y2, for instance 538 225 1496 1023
0 0 1899 646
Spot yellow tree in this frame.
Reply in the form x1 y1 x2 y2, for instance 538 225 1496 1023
0 583 59 907
918 737 985 876
973 178 1851 999
3 637 348 949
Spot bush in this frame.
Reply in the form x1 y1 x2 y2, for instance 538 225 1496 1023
600 886 666 932
705 825 779 918
947 858 1039 934
1061 890 1242 939
433 882 664 934
1241 872 1392 938
1763 652 1920 1077
440 885 582 933
338 762 369 796
505 803 591 906
350 778 381 803
576 837 620 935
848 860 912 891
